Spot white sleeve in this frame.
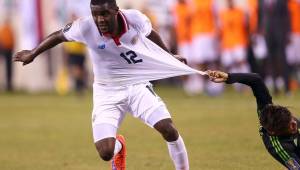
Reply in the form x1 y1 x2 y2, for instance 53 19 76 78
62 19 85 42
130 10 152 36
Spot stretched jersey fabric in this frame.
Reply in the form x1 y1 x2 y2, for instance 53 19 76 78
63 9 205 86
226 73 300 169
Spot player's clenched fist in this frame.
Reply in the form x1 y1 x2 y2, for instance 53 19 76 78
206 70 228 83
13 50 36 66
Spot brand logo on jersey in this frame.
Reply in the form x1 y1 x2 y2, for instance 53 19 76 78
286 159 300 169
98 43 106 49
294 138 298 146
63 23 72 33
131 35 139 45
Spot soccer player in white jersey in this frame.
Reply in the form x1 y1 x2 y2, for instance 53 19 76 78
13 0 190 169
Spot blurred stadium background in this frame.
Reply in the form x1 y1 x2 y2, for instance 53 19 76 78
0 0 299 169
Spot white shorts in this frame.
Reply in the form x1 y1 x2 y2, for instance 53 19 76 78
190 33 218 64
286 33 300 64
178 42 191 59
92 82 171 142
221 46 247 67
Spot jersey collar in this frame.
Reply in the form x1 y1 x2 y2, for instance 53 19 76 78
101 11 129 46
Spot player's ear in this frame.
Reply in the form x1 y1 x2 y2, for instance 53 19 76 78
113 6 119 12
112 7 119 16
289 118 298 134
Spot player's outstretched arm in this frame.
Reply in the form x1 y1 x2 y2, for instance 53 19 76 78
207 70 272 110
13 30 67 65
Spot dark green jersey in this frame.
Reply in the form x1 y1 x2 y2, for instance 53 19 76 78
226 73 300 170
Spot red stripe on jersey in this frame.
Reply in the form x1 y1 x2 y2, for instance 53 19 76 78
103 11 129 46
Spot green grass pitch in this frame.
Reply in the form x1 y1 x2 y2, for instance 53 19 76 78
0 86 299 170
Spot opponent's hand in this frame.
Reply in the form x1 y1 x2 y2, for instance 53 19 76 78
174 55 187 64
206 70 228 83
13 50 36 66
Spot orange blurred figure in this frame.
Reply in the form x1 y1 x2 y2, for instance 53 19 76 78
218 0 250 91
172 0 191 58
0 17 15 91
184 0 221 95
287 0 300 90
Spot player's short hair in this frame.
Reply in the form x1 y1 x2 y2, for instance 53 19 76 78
90 0 117 7
260 104 292 135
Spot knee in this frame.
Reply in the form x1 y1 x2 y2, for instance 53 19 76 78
95 142 114 161
97 148 114 161
163 125 179 142
155 119 179 142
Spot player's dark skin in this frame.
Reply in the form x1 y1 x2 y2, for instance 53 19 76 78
14 2 185 162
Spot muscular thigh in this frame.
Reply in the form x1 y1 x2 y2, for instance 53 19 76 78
127 83 171 127
92 83 129 130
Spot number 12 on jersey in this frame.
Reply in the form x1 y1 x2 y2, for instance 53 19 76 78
120 50 143 64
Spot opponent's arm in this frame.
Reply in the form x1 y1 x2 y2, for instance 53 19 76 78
13 30 68 65
147 30 187 64
206 70 272 111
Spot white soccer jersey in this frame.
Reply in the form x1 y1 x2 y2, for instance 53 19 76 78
63 9 205 86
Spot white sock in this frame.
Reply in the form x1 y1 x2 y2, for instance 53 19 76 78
113 139 122 157
167 135 189 170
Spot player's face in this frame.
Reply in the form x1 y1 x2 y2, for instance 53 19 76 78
91 3 118 34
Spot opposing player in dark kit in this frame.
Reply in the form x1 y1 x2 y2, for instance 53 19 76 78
207 70 300 170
